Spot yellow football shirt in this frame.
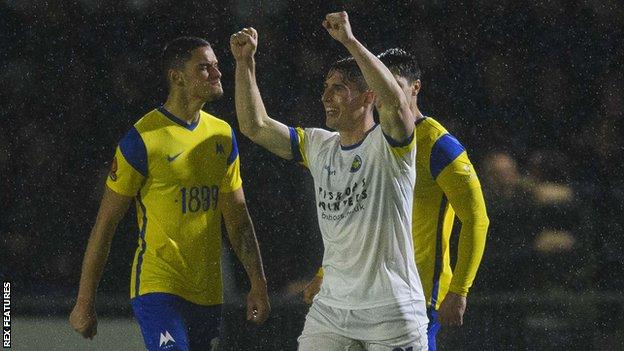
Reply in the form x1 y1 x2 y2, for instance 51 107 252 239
413 117 489 310
106 107 242 306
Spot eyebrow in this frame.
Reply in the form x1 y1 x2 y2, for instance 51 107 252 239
198 61 218 67
324 82 345 88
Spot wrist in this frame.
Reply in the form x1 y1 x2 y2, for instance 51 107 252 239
250 277 267 290
236 56 255 66
341 36 358 49
76 294 95 306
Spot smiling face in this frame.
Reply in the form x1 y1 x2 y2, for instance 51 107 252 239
321 70 370 131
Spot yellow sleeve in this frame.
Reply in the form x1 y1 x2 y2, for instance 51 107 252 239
385 130 416 159
289 127 309 168
220 129 243 193
436 152 489 296
105 128 147 197
315 267 324 278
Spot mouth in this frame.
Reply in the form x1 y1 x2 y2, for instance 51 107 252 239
325 107 338 115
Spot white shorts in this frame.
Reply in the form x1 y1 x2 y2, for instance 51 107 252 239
298 300 428 351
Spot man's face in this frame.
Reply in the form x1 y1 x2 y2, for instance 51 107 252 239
180 46 223 101
321 70 368 130
393 74 419 113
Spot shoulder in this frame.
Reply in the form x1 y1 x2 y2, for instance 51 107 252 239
118 124 148 177
301 127 339 147
306 127 337 139
201 111 233 136
416 117 450 147
134 108 166 132
429 136 467 180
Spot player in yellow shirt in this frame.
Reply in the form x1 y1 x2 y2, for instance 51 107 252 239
304 48 489 351
69 36 270 351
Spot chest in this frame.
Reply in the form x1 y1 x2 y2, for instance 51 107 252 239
147 131 229 184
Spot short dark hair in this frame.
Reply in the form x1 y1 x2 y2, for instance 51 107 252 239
377 48 421 83
162 36 211 79
328 56 369 92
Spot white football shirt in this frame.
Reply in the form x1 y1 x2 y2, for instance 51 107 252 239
290 125 426 313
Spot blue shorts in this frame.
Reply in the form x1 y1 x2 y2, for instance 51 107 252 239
131 293 222 351
426 307 441 351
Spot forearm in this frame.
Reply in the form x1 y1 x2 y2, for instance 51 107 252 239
235 59 269 138
234 59 293 159
342 39 406 111
448 190 489 295
229 219 267 286
76 223 117 303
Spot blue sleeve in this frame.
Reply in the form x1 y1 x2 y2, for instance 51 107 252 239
289 127 303 163
430 133 465 179
119 127 148 177
227 128 239 166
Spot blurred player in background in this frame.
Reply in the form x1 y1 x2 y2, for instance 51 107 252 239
69 36 270 351
231 12 429 351
304 48 490 351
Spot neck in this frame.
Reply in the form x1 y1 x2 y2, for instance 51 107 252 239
338 117 376 147
164 91 205 123
411 101 425 122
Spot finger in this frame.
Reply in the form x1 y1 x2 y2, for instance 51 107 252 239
84 323 96 339
239 32 254 42
255 305 269 324
232 31 253 46
322 19 329 30
246 304 255 321
242 27 257 39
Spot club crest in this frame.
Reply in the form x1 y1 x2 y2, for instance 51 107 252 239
350 155 362 173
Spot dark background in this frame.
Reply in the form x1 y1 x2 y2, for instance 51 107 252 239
1 0 623 349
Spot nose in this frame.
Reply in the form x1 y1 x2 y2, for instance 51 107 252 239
321 88 331 103
210 66 222 79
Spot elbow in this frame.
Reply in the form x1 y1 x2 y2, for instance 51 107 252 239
239 121 263 141
459 213 490 235
239 123 256 139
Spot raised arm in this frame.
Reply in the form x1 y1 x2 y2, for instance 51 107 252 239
69 187 132 339
220 187 270 324
323 12 414 142
230 28 293 159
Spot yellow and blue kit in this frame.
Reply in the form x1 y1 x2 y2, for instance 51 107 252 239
106 106 242 306
413 117 489 349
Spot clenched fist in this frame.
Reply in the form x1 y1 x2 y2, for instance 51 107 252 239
69 301 98 340
322 11 355 44
230 27 258 61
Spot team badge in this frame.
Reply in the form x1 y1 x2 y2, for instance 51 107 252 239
109 156 118 181
350 155 362 173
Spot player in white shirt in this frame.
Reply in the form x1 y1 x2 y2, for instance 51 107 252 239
230 12 428 351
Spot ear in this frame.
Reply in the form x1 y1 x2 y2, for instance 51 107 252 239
168 68 185 86
362 90 375 106
411 79 421 96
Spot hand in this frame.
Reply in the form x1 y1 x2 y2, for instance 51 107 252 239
322 11 355 44
230 27 258 61
302 275 323 305
438 292 467 326
69 300 98 339
246 282 270 325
